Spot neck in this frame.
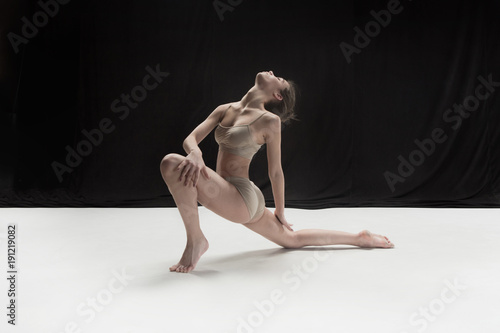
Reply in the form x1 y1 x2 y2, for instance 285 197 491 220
240 85 268 110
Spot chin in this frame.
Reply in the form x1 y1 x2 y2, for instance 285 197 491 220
255 72 269 86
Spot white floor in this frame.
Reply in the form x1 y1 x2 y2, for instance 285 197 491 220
0 207 499 333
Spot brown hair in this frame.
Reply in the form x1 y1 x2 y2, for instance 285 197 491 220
266 80 299 124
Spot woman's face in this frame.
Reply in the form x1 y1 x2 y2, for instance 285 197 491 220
256 71 289 100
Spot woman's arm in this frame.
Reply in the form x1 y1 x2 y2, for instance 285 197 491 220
265 115 293 231
270 170 287 214
182 103 230 154
182 136 203 156
176 103 230 186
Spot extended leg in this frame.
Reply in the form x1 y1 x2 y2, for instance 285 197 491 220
293 229 393 248
243 209 394 249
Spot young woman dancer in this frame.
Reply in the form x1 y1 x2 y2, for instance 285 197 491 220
160 71 394 273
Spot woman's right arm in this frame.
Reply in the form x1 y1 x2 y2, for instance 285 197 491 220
176 103 231 186
182 136 203 156
182 103 231 153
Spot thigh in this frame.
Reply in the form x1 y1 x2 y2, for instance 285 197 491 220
242 209 297 248
166 154 251 223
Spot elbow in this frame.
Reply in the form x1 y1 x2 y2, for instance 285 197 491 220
182 137 193 154
268 168 284 180
182 136 193 149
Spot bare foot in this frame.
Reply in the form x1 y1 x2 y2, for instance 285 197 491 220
357 230 394 248
169 238 210 273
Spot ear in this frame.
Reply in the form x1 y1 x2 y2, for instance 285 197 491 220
273 91 283 101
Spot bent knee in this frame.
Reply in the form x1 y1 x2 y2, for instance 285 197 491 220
280 232 302 249
160 153 183 174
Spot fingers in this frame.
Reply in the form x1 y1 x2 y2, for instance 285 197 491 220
192 171 199 187
192 167 211 187
180 165 198 186
178 164 191 185
185 168 196 186
178 169 206 187
177 160 189 181
176 159 209 187
276 214 294 231
176 160 186 175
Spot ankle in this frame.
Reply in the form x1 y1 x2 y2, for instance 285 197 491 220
187 234 207 245
353 233 363 247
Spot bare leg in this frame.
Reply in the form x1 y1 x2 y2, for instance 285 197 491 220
244 209 394 249
293 229 393 248
159 153 255 273
160 155 209 273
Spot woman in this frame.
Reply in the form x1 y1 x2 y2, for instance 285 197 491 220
160 70 394 273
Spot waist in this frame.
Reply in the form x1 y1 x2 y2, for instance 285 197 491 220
216 150 251 179
224 175 251 182
217 145 258 160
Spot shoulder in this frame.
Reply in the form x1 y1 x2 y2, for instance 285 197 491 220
261 111 281 127
214 102 233 112
260 112 282 142
212 102 231 114
212 102 238 118
210 102 233 122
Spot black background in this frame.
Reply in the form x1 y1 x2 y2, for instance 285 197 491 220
1 0 499 208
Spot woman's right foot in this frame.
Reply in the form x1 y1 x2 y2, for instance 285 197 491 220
169 237 210 273
357 230 394 248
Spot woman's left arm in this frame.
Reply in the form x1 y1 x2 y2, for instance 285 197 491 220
265 115 294 231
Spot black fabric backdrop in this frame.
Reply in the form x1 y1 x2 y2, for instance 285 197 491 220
1 0 499 207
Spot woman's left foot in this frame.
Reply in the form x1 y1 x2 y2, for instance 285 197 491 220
357 230 394 248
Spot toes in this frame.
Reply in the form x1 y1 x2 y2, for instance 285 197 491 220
171 264 194 273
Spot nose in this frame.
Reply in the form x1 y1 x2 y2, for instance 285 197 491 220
269 71 274 76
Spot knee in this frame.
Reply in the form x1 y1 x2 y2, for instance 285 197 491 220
160 153 183 176
280 232 302 249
